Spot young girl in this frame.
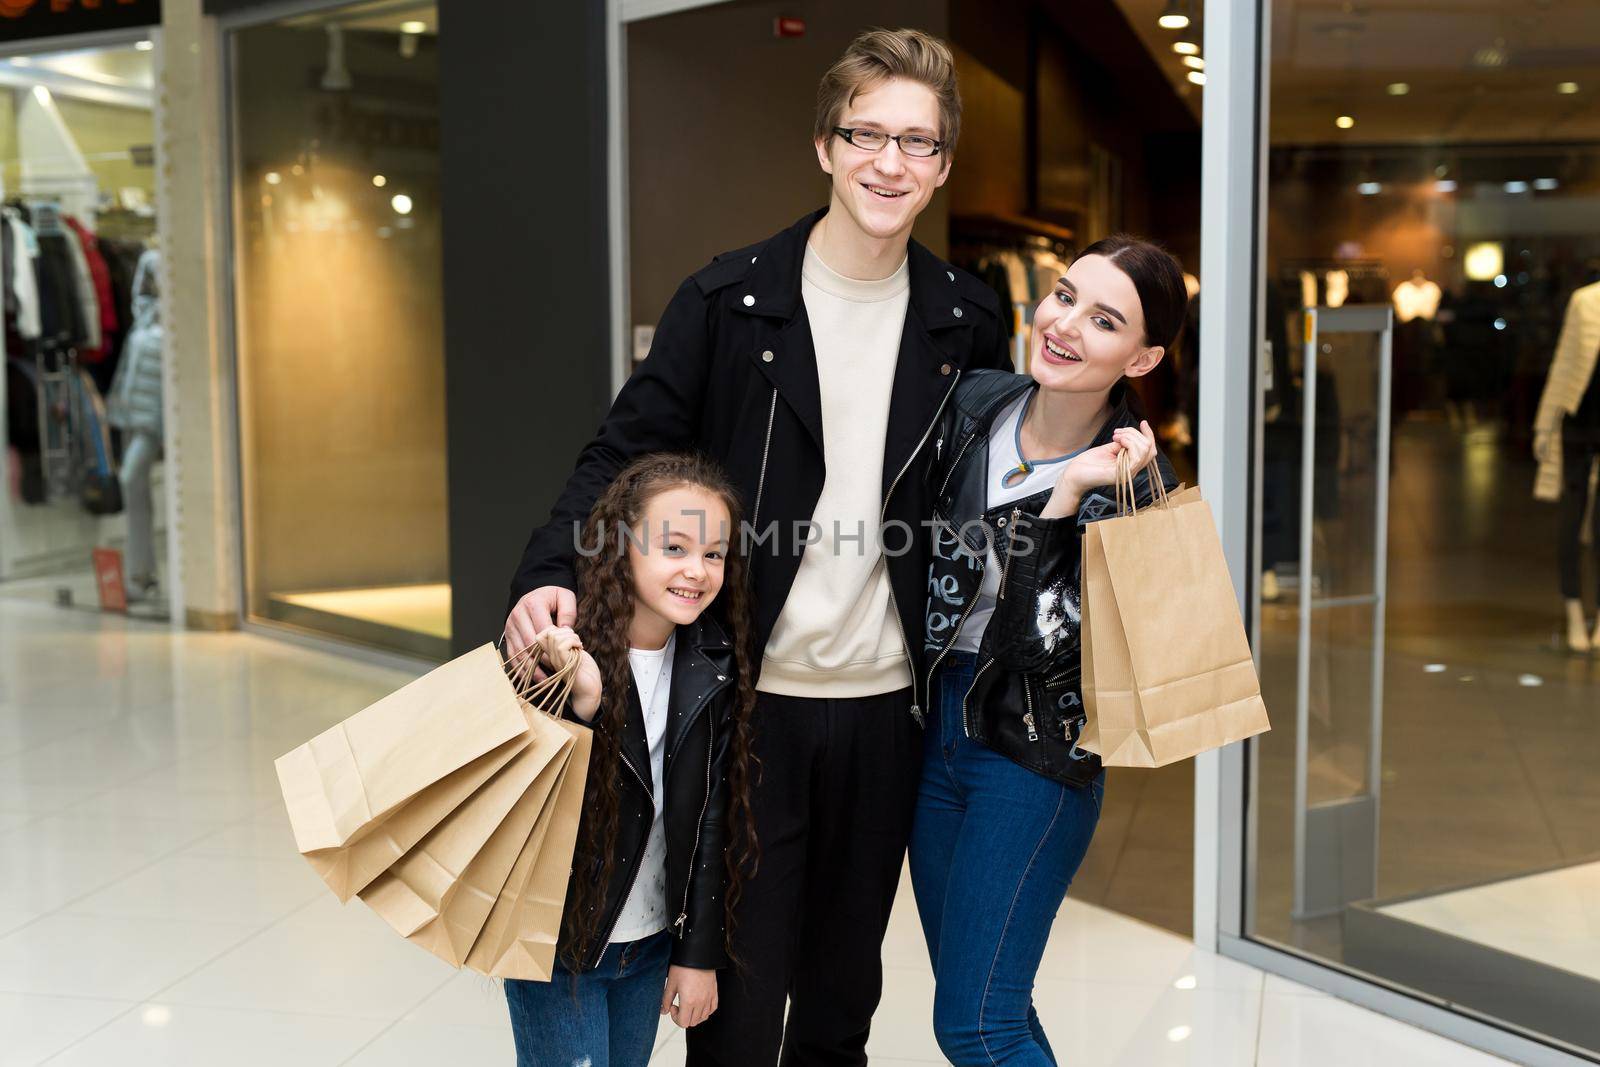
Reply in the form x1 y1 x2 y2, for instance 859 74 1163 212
913 235 1185 1065
506 452 759 1067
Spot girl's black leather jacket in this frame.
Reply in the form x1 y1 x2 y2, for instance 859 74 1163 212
922 370 1175 787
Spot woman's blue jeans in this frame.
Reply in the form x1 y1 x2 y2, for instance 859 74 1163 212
503 930 671 1067
908 651 1104 1066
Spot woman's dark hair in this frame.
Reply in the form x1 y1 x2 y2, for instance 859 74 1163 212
1075 234 1188 354
559 451 760 971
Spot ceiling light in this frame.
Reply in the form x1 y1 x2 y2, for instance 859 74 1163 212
1183 55 1205 70
1167 1026 1193 1043
1494 274 1508 287
1173 40 1200 55
135 39 154 52
1358 182 1382 195
1504 180 1529 193
1159 0 1190 29
1435 179 1457 192
1335 115 1355 129
1557 81 1579 94
1534 178 1559 191
264 171 281 185
1386 82 1409 96
1464 242 1502 281
1187 70 1206 86
372 174 387 187
400 20 427 34
391 193 414 215
1472 45 1506 68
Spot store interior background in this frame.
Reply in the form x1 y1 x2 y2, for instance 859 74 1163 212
0 40 164 620
1249 0 1600 1052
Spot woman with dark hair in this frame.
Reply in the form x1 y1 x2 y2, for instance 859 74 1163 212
504 451 760 1067
913 236 1187 1065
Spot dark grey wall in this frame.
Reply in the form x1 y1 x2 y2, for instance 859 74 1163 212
440 2 612 655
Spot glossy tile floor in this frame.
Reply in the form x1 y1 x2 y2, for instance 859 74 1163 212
0 599 1518 1065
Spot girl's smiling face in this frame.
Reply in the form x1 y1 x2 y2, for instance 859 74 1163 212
1030 253 1165 393
628 485 730 643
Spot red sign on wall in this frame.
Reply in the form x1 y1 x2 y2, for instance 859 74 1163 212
774 16 806 38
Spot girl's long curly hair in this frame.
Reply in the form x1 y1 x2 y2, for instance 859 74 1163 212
558 451 760 970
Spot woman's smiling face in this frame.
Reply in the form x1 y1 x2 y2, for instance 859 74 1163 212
1030 253 1164 393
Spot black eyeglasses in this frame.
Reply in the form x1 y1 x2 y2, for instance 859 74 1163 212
832 127 944 158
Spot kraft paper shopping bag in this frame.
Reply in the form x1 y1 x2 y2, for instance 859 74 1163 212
275 644 532 853
358 709 573 965
1080 459 1270 767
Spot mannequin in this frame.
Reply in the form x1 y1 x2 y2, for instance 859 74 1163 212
1392 269 1442 322
105 248 163 600
1392 269 1443 418
1533 280 1600 651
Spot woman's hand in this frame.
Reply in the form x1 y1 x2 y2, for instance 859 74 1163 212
531 626 602 721
661 965 718 1028
1040 420 1159 519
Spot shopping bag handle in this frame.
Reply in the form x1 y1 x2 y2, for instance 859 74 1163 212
1114 449 1171 516
499 636 581 720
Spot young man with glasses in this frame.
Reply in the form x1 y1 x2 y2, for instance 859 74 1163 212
505 27 1009 1066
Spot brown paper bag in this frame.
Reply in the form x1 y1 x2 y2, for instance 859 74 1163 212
1080 460 1270 767
469 719 593 982
275 644 532 853
304 732 529 902
358 709 574 965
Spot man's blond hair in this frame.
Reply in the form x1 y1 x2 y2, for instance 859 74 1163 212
814 28 961 163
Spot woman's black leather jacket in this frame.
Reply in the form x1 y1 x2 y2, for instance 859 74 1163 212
922 370 1175 787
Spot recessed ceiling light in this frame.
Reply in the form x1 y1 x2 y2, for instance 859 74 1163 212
1358 182 1382 195
1158 0 1190 30
1335 115 1355 129
391 193 414 215
134 39 154 52
1557 81 1579 94
264 171 281 185
1472 45 1506 68
1187 70 1206 86
1386 82 1409 96
1534 178 1559 191
1504 180 1529 193
1183 55 1205 70
400 20 427 34
1173 40 1200 55
1435 179 1457 192
372 174 387 187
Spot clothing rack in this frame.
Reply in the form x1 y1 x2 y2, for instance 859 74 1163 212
950 215 1080 371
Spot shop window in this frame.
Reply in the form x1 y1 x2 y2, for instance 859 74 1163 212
232 2 447 659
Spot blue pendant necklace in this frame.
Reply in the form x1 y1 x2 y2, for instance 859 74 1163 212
1001 388 1087 489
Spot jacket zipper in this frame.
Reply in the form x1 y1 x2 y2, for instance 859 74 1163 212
961 656 993 738
751 387 778 528
996 507 1022 600
938 432 976 499
591 750 653 969
882 369 963 727
672 715 715 938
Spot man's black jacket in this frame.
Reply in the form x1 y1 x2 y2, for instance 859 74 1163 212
509 207 1011 719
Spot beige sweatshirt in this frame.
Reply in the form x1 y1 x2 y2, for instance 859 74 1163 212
757 245 914 698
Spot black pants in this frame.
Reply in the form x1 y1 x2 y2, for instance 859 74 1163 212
686 688 922 1067
1559 432 1600 602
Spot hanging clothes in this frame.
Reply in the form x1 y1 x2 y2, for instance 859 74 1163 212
31 205 92 349
2 208 42 341
65 216 117 366
60 221 102 354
